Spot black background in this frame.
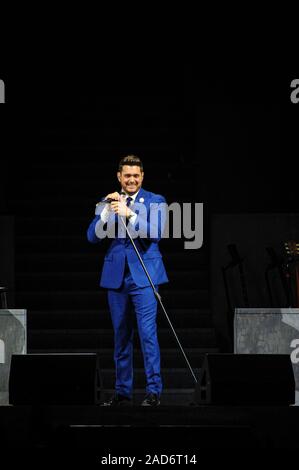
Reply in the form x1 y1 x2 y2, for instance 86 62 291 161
0 67 297 213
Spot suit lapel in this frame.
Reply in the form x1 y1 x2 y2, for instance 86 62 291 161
135 188 147 204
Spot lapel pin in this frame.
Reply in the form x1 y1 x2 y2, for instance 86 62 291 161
139 197 144 203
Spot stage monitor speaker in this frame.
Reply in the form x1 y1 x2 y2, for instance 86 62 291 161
194 354 295 405
9 353 102 405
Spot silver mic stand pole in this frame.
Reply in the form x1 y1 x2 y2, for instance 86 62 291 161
119 213 198 385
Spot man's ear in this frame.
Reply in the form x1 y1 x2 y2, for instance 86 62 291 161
117 171 121 182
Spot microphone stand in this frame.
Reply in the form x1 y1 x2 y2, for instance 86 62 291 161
119 214 198 385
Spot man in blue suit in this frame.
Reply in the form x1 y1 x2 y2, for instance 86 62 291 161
87 155 168 406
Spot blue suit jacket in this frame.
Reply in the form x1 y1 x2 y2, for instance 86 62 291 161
87 188 169 289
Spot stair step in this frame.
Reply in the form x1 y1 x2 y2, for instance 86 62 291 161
15 236 203 255
16 216 205 238
27 328 217 349
16 289 209 309
16 252 208 271
11 195 196 214
27 309 213 329
16 270 208 290
27 347 218 368
100 368 201 389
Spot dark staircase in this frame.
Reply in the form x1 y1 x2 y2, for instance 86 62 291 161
9 92 219 405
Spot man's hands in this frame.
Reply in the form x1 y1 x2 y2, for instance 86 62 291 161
105 192 133 218
105 192 121 202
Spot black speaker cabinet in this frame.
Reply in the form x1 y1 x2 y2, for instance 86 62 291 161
9 353 102 405
195 354 295 405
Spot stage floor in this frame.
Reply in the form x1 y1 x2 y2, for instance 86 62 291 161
1 404 299 450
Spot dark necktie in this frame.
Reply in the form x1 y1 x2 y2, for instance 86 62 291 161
126 196 133 207
125 197 133 229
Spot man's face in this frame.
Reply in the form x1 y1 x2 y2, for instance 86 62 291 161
117 165 144 195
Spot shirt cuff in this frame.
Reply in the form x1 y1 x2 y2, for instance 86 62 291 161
100 205 110 223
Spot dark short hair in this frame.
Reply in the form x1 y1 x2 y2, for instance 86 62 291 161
118 155 144 172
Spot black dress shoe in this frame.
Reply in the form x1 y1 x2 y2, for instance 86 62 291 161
101 393 132 407
141 393 160 407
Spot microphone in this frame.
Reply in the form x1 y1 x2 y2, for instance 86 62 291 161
97 192 126 205
100 197 116 204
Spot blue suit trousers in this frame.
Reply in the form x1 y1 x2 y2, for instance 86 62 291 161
107 268 162 398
